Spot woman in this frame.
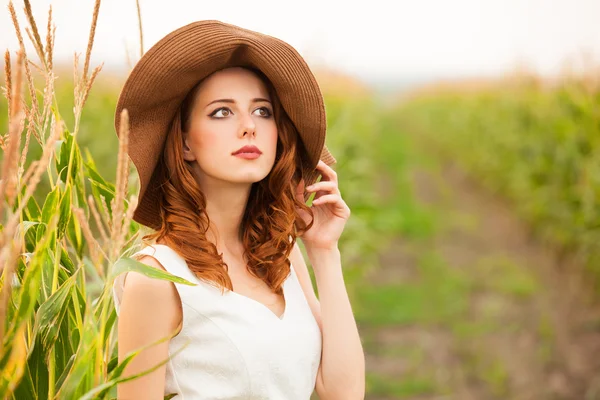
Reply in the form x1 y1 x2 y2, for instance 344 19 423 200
112 20 365 399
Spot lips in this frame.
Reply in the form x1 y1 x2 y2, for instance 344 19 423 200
232 145 262 155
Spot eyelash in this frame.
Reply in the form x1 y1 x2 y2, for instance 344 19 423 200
209 106 272 118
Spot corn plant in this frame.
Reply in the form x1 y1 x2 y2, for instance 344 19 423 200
0 1 195 399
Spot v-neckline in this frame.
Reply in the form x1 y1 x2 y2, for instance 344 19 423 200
150 243 291 321
226 273 290 321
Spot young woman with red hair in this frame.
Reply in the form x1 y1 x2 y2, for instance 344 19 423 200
112 20 365 400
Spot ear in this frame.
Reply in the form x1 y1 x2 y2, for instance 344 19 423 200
182 134 196 162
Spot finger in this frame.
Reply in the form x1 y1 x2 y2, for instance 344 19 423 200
306 181 340 195
312 193 344 207
313 195 351 218
315 160 338 183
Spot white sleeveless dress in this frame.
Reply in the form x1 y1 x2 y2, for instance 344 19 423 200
112 244 322 400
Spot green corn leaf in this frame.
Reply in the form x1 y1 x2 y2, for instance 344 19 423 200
53 139 64 161
102 307 117 346
0 325 28 397
88 180 116 214
53 305 99 399
74 165 86 210
54 353 76 395
60 247 76 276
10 356 38 400
84 158 115 191
18 221 40 237
85 154 116 213
57 130 82 182
23 186 41 215
57 184 72 239
8 247 44 343
109 257 198 287
37 186 60 244
0 214 57 395
22 335 49 399
52 313 76 388
36 248 56 323
66 204 84 258
79 337 190 400
32 271 77 360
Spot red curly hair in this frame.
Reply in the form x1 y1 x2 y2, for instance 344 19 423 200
143 67 314 295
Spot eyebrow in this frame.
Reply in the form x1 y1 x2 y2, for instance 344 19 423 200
205 98 271 109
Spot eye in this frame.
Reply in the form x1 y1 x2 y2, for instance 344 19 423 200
254 107 272 118
210 107 232 118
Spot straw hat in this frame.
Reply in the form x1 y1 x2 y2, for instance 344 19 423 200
115 20 336 229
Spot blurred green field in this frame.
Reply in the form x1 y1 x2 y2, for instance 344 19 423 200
318 72 600 398
395 75 600 283
353 73 600 399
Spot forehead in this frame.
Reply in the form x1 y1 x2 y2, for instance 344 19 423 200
195 67 271 101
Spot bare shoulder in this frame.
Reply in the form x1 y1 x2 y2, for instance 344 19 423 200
121 255 182 331
117 254 182 398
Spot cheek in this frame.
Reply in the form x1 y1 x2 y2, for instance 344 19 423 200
196 130 219 148
263 127 279 165
265 124 278 148
189 125 228 156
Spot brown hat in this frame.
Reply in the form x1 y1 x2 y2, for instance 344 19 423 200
115 20 336 229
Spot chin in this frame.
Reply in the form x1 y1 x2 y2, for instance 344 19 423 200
237 171 270 183
204 160 275 184
219 168 270 184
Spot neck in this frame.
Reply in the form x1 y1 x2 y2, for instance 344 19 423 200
197 177 252 256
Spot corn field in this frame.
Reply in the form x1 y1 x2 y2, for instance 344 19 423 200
3 0 600 399
396 73 600 285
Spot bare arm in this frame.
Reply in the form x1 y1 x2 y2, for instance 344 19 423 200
289 242 365 399
117 255 182 400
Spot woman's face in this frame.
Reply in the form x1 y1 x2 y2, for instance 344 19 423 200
182 67 278 186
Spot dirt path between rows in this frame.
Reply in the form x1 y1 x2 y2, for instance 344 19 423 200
362 152 600 399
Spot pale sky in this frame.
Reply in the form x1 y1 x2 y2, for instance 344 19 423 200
1 0 600 86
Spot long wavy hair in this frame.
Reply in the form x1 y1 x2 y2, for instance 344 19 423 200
143 67 315 295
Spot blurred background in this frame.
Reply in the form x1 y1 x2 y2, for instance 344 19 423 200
2 0 600 398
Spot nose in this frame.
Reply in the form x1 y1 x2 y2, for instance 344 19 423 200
239 113 256 138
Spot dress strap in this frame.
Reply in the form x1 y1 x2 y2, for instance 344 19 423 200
132 244 201 285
